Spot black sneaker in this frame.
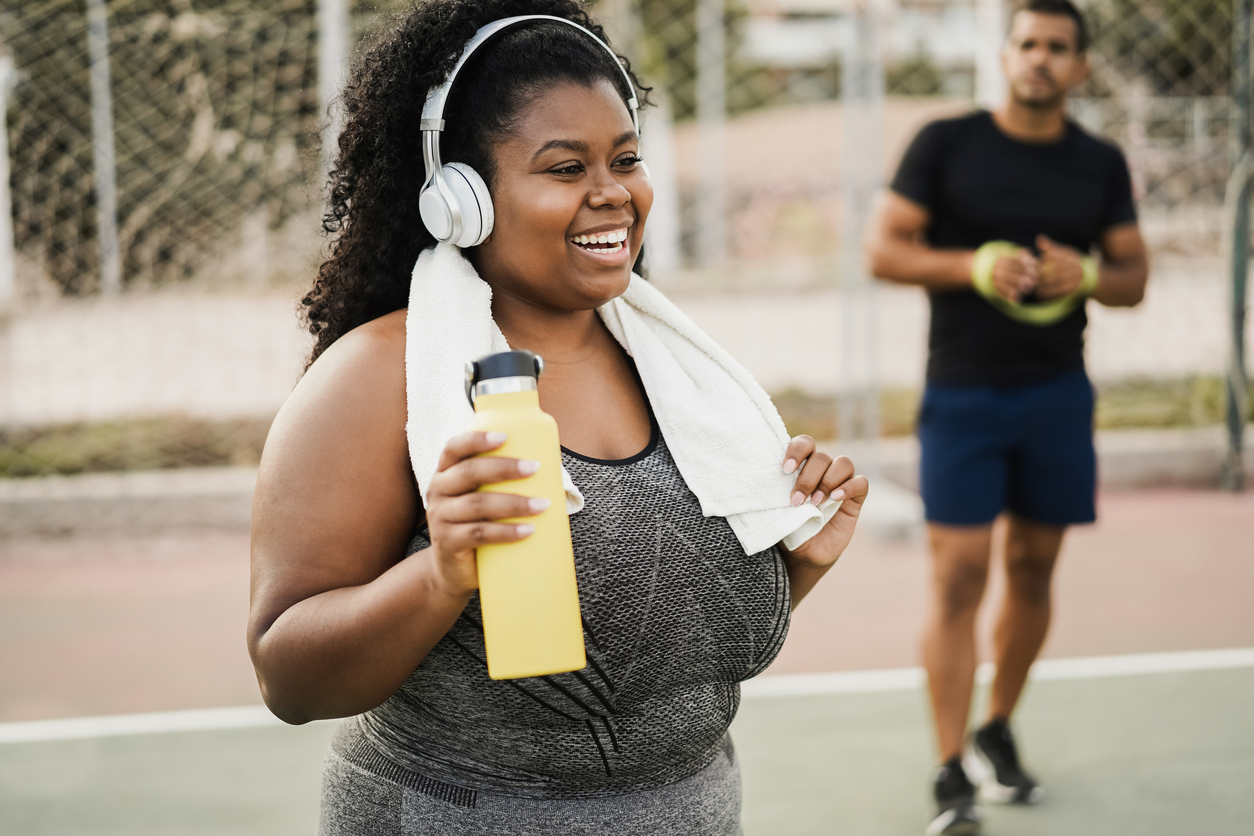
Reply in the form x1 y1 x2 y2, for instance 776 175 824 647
964 718 1045 804
925 757 983 836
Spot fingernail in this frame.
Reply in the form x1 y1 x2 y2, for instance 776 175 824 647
486 432 507 445
811 491 825 505
528 497 551 513
782 458 797 475
516 524 535 537
518 460 540 475
832 489 845 501
791 491 805 507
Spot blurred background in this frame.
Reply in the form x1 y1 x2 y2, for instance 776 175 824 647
0 1 1251 834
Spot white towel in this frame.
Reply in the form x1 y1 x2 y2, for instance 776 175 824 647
405 244 839 555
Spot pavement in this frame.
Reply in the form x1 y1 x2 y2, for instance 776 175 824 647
4 426 1252 543
4 488 1253 719
1 484 1251 834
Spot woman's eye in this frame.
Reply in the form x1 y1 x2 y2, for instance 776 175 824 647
615 155 643 169
551 163 584 175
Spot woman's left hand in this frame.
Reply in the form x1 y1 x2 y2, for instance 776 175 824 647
780 435 870 568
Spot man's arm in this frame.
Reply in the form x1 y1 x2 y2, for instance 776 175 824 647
864 190 976 291
1090 222 1148 307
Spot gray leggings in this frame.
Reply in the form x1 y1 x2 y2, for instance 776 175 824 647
319 722 744 836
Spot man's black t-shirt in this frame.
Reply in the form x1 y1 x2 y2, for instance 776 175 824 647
890 110 1138 385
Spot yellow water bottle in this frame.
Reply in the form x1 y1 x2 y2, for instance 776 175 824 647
464 350 586 680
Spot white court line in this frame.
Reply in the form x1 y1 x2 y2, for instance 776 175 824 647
2 647 1251 745
741 646 1254 699
0 705 292 745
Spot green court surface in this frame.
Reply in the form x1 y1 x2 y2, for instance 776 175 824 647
1 666 1250 836
737 667 1253 836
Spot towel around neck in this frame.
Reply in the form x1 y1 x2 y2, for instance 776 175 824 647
404 244 839 555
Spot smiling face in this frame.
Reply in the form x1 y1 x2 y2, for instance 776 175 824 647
467 79 652 313
1002 11 1090 110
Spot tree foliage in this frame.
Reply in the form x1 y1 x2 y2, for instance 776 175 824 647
4 0 320 293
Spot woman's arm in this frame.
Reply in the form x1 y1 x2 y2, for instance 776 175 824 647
247 310 539 724
776 437 870 609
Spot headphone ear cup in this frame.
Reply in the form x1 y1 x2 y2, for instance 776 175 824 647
419 182 455 242
442 162 494 248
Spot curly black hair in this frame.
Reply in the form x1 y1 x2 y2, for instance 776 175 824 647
301 0 649 367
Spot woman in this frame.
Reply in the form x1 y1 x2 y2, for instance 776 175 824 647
248 1 869 833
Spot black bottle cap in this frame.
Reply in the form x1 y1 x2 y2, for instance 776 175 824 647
465 350 545 406
470 350 544 383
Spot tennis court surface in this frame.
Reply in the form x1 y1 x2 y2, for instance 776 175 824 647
3 488 1252 834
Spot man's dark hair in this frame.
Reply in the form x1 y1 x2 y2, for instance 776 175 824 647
1018 0 1089 54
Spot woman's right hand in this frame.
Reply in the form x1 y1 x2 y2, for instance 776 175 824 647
424 431 549 598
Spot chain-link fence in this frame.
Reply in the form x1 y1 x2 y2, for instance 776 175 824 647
3 0 322 296
1076 0 1234 250
0 0 1249 491
629 0 1239 265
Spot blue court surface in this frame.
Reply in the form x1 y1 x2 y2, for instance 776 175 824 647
2 649 1250 835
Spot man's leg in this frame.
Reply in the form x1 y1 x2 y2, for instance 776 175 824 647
917 380 1008 834
961 514 1063 805
922 522 994 763
987 514 1065 721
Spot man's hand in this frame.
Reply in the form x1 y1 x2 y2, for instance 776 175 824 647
991 249 1040 303
1035 234 1086 299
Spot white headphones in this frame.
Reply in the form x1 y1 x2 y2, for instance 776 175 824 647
418 15 641 248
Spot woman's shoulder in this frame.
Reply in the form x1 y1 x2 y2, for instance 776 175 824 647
322 307 407 365
304 308 407 395
269 308 409 456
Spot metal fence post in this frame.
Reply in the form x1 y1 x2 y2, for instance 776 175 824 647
695 0 727 265
0 52 15 317
975 0 1007 109
86 0 121 296
1222 0 1253 492
641 93 683 275
839 5 884 473
318 0 350 183
600 0 682 274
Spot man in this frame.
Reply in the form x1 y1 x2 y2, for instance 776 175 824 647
865 2 1149 834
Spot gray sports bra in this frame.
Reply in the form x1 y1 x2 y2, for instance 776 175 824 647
355 429 791 799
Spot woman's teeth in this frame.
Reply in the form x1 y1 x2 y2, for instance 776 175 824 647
571 228 629 252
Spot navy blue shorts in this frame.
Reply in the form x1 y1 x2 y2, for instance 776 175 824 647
918 367 1097 527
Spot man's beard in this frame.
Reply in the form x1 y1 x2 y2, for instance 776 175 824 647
1011 79 1066 111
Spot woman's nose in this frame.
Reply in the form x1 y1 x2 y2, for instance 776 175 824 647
588 173 630 208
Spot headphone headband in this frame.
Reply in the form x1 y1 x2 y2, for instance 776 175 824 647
420 15 640 135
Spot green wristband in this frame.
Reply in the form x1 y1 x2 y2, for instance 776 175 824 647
971 241 1020 299
970 240 1089 327
1078 255 1099 297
